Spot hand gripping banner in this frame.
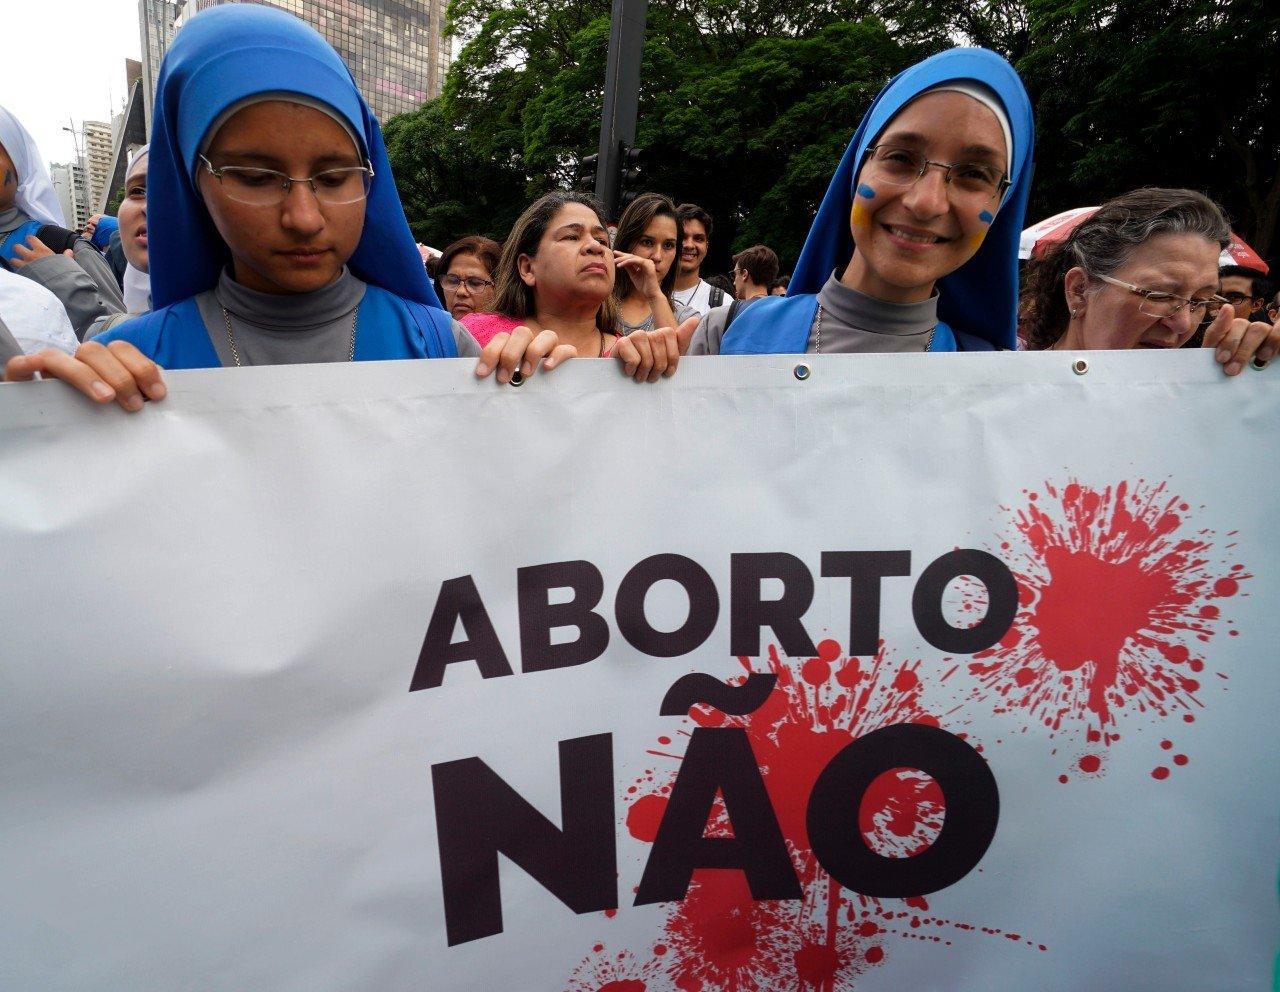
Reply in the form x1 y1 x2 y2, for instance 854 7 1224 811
1 351 1276 991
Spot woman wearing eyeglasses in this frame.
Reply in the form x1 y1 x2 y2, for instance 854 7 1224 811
1020 188 1279 374
5 5 572 408
435 236 500 322
685 47 1033 357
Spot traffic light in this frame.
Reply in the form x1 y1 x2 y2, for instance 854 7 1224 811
618 144 644 207
575 153 600 193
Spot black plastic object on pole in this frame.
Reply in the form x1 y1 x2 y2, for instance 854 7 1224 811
594 0 648 220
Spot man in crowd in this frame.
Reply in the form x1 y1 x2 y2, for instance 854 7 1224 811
1219 264 1270 323
732 244 779 306
673 203 732 316
687 244 780 347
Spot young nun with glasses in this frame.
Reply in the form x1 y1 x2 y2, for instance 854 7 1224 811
4 5 571 409
687 47 1034 356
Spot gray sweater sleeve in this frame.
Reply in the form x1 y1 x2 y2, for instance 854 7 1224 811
0 314 23 364
685 303 731 356
17 241 125 340
452 319 481 358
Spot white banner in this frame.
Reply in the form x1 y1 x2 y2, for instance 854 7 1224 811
1 351 1277 992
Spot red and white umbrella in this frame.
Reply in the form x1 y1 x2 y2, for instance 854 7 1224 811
1219 235 1269 276
1020 207 1270 276
1018 206 1097 261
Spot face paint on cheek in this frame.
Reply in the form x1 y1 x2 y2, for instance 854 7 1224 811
968 209 996 250
850 184 876 229
3 169 14 187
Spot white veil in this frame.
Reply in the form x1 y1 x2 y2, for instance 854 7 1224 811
0 105 66 227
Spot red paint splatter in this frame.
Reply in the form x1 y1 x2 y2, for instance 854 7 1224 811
594 643 1043 989
626 794 668 843
1152 766 1170 780
802 657 830 686
566 948 661 992
966 480 1248 773
1077 754 1101 774
859 768 944 858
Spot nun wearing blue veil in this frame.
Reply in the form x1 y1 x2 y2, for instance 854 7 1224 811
693 48 1033 357
86 4 471 369
16 2 570 405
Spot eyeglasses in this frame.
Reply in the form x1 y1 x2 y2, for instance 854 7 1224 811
441 274 495 293
199 155 373 206
862 145 1010 203
1096 274 1227 320
1218 291 1258 309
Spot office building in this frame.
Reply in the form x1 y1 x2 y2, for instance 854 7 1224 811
50 162 90 230
142 0 448 125
100 70 149 213
82 121 114 213
139 0 183 129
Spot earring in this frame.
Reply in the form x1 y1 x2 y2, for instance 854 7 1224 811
1070 308 1079 318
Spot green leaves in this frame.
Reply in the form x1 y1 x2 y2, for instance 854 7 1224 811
389 0 1276 266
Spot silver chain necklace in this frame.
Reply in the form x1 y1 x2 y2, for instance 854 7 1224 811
220 305 357 367
813 303 935 353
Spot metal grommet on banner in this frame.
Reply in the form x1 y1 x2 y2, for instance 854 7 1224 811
508 370 525 387
794 363 811 381
1251 357 1268 371
1072 358 1089 376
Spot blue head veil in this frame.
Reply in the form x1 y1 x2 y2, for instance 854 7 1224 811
146 4 441 311
733 48 1033 353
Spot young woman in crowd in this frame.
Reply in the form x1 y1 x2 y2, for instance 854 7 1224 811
4 5 571 407
1019 187 1279 374
86 146 153 337
1 105 125 337
461 191 686 381
688 47 1033 356
435 235 500 322
611 192 695 335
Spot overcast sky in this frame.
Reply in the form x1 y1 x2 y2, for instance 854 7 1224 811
6 0 142 168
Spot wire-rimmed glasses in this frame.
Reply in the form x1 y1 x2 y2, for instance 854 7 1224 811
1095 274 1227 320
440 274 495 293
862 145 1010 203
199 155 373 207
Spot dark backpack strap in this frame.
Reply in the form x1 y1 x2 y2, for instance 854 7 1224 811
708 285 724 309
723 298 747 332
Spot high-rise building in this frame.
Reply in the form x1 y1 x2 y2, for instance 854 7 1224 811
139 0 183 129
163 0 448 122
50 162 91 230
82 121 114 213
101 66 149 213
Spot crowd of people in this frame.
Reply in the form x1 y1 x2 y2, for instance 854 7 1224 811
1 3 1276 411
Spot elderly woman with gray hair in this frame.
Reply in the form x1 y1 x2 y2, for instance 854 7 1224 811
1020 187 1279 375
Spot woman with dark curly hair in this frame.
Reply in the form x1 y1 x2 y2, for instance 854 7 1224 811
1020 187 1279 375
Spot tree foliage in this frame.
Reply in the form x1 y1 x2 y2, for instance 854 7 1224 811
384 0 1278 270
1017 0 1280 255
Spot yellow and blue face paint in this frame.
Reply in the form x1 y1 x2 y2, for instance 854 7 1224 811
850 184 877 230
968 208 995 250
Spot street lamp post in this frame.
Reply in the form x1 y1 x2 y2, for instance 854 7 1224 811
594 0 647 221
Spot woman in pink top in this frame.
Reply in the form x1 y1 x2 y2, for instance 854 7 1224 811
463 192 687 381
